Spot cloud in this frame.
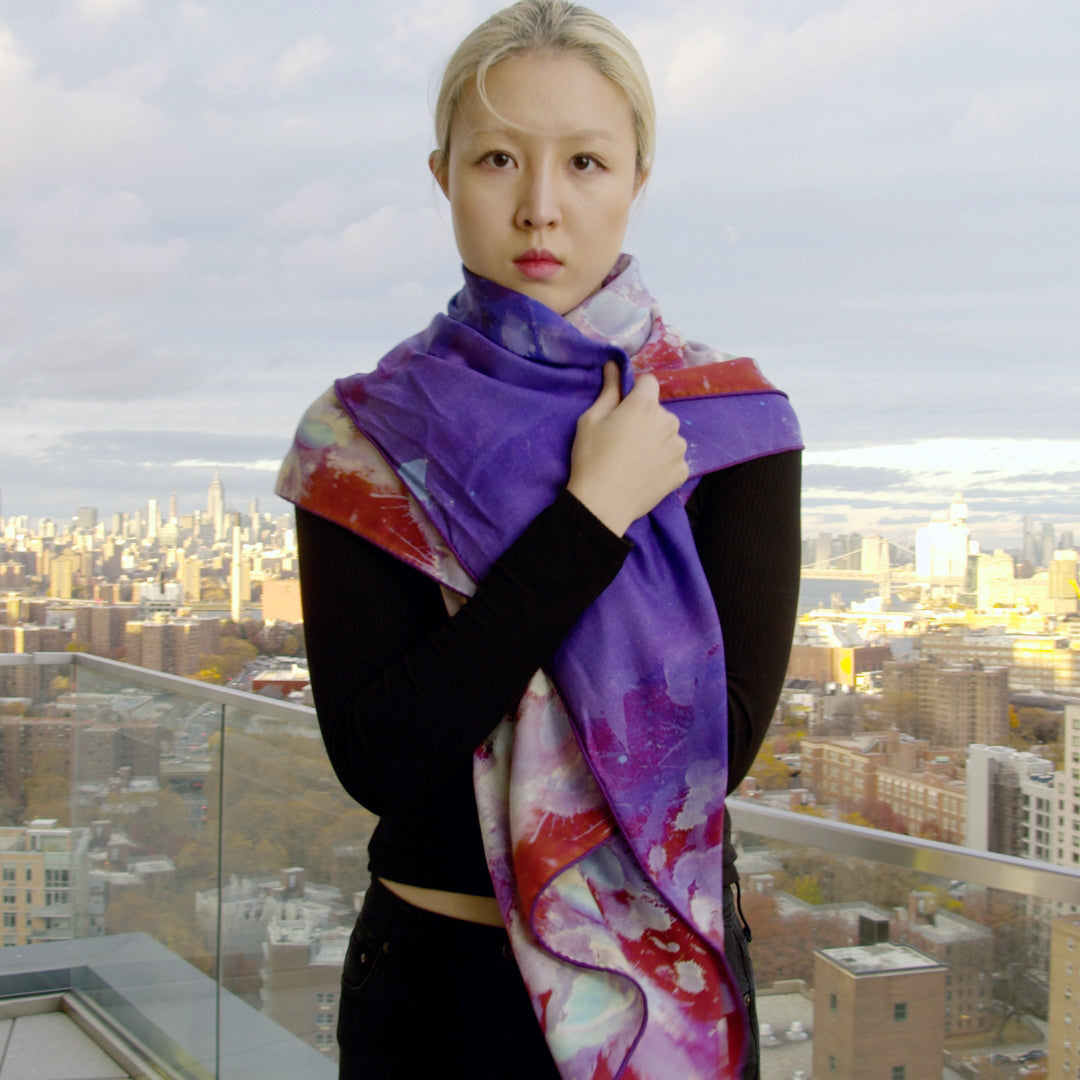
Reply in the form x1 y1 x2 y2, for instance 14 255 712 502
263 181 346 235
74 0 142 21
52 429 286 466
803 465 910 492
3 320 203 402
11 188 187 303
0 27 164 196
0 428 287 523
636 0 999 121
273 35 336 92
376 2 483 77
276 203 447 294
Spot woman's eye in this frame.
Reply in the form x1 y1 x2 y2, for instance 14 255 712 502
570 154 602 173
483 151 515 169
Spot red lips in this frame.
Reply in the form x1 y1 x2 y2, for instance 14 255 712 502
514 249 563 280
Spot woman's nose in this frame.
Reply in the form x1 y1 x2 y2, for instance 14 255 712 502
515 168 561 230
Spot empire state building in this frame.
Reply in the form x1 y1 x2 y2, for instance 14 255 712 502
207 467 226 542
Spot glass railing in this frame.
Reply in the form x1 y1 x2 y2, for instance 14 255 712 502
1 652 1078 1078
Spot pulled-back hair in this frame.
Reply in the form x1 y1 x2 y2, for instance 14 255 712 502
433 0 655 177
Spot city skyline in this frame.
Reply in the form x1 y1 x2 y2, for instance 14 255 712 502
1 1 1078 543
2 465 1077 560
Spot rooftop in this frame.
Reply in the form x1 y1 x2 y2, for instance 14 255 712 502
819 942 945 975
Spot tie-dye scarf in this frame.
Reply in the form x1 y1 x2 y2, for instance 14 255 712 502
276 255 801 1079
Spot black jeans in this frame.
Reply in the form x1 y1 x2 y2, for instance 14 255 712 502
337 877 558 1079
338 877 759 1079
723 881 760 1080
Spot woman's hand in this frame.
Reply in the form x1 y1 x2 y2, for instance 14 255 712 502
567 361 689 537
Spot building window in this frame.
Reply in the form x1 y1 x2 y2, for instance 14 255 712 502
1 868 13 884
24 867 31 883
829 1054 836 1073
316 1010 334 1026
891 1067 905 1080
2 891 14 906
894 1002 907 1021
830 992 837 1012
2 914 13 928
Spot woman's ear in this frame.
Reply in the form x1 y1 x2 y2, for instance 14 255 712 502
429 151 450 198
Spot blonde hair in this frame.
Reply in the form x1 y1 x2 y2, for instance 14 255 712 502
433 0 655 177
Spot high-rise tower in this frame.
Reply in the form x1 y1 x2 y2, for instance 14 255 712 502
207 468 225 542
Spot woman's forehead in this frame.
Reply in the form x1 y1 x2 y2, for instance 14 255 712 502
451 53 635 143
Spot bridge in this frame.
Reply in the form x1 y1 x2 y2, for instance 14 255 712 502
799 543 964 591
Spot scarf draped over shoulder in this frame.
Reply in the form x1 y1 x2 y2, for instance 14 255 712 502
277 255 801 1080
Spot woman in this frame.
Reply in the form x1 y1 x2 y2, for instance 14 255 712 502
277 2 801 1078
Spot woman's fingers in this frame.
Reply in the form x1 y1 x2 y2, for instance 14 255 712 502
566 365 689 537
582 361 622 421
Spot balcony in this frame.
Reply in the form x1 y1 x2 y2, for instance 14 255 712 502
1 652 1079 1079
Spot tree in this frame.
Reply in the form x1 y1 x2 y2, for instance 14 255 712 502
201 578 227 602
101 788 193 857
855 797 909 835
22 749 71 825
175 839 216 886
917 818 944 842
1015 707 1060 744
748 740 793 791
882 687 919 735
962 889 1045 1020
792 874 825 905
738 891 849 988
105 889 212 975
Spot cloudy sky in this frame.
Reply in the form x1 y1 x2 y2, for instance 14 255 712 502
1 0 1077 550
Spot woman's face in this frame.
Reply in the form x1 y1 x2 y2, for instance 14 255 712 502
432 51 644 316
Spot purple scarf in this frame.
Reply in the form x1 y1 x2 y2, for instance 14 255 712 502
278 256 801 1078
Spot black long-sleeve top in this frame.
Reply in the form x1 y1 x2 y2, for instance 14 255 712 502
297 449 801 895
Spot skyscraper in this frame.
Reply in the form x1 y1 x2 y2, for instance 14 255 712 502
207 468 225 543
74 507 97 532
1041 521 1056 568
915 494 971 578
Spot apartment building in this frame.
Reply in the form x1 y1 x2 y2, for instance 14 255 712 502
801 730 921 806
261 922 349 1061
966 743 1055 860
900 895 994 1036
0 820 96 947
813 943 945 1080
882 657 1008 746
1055 704 1080 875
923 632 1080 694
800 730 966 838
1047 915 1080 1079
